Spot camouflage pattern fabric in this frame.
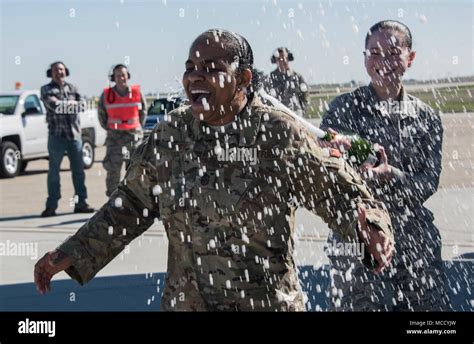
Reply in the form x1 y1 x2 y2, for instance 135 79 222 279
265 69 309 117
58 95 393 311
321 84 451 311
103 131 142 197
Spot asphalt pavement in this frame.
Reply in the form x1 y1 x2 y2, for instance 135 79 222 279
0 113 472 311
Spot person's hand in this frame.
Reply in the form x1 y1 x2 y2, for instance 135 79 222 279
34 250 72 295
318 128 352 152
360 145 393 181
358 206 394 274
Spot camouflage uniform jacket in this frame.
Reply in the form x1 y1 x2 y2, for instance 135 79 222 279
58 95 392 311
320 84 443 219
321 84 444 270
266 69 309 116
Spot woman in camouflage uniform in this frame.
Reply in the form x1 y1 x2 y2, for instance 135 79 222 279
35 29 394 311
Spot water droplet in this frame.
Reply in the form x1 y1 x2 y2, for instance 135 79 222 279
152 185 162 195
209 273 214 285
244 269 250 282
201 97 210 111
209 239 216 248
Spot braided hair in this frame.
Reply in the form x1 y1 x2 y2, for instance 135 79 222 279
196 29 264 98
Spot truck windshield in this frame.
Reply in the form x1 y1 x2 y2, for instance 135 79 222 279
0 96 19 115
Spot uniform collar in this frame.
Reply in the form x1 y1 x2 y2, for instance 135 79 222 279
191 95 263 147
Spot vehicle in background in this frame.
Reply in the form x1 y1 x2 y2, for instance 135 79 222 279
143 96 187 137
0 90 106 178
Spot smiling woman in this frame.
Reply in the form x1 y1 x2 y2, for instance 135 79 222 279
320 20 451 312
35 29 394 312
183 29 261 126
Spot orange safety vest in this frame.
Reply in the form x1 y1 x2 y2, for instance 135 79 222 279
104 85 141 130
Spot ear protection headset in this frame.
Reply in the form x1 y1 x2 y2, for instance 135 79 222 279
46 61 70 78
109 64 131 82
270 47 294 64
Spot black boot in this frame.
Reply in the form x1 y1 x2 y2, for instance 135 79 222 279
74 203 95 214
41 208 57 217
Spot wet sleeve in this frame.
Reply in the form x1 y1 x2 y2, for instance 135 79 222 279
57 136 160 285
320 96 355 134
383 112 443 205
284 123 393 244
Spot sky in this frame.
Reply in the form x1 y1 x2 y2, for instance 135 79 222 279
0 0 472 96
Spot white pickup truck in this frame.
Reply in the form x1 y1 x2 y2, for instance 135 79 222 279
0 90 106 178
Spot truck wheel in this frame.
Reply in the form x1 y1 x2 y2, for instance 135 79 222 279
82 137 94 169
0 141 21 178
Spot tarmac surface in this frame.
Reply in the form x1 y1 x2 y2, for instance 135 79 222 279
0 113 472 311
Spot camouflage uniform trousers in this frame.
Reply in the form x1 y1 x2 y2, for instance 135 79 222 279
103 130 142 197
327 214 452 311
